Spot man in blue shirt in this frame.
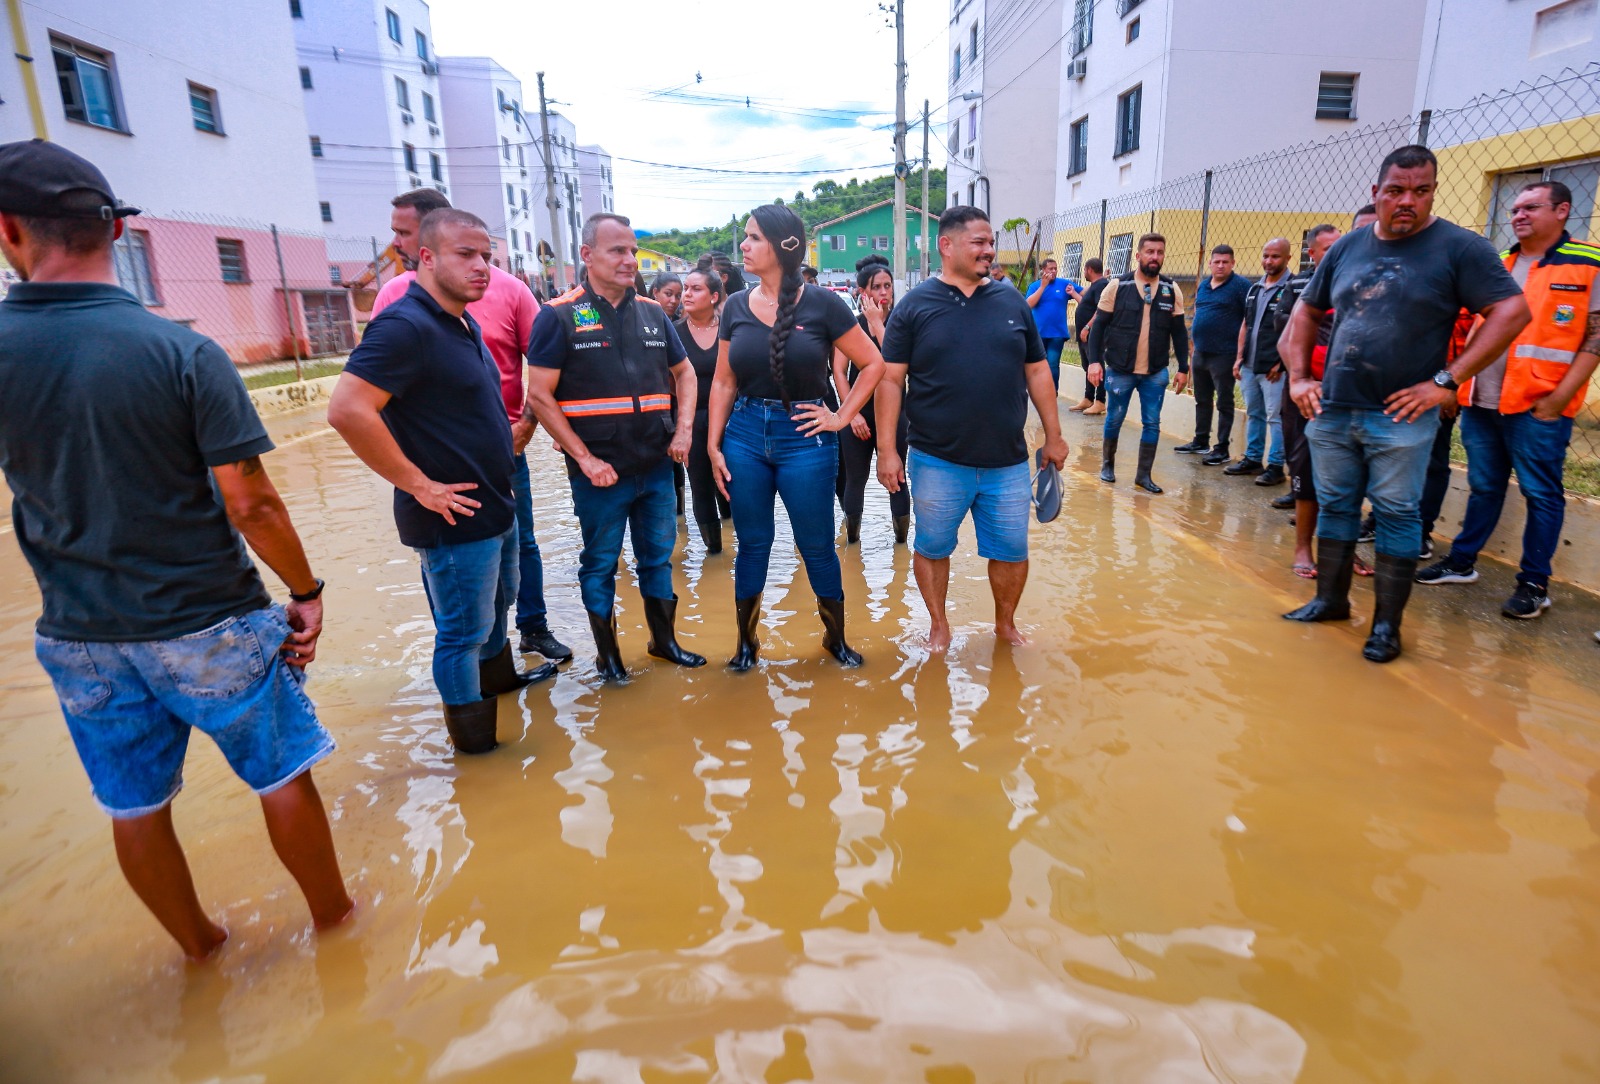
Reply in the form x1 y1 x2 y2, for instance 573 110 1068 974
1025 256 1082 390
1181 245 1250 464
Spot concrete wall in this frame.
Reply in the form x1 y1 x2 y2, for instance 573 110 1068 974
1416 0 1600 115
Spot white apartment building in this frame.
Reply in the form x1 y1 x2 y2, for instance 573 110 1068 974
437 56 535 273
945 0 1066 221
1 0 351 361
578 144 616 222
530 108 583 285
294 0 451 245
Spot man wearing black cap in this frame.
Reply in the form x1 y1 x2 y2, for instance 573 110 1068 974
0 141 353 961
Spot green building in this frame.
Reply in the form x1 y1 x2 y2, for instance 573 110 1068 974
811 199 941 282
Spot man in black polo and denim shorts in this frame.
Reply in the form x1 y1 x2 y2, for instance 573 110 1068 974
0 141 352 962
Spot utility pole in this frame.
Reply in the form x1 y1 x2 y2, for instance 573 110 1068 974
537 72 567 291
891 0 908 292
920 99 931 281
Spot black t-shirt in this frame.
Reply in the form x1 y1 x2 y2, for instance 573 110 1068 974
881 277 1045 468
0 283 273 641
675 317 719 412
344 281 516 549
1303 218 1521 409
720 284 858 401
1074 276 1108 339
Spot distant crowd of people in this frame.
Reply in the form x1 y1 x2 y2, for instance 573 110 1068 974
0 137 1595 963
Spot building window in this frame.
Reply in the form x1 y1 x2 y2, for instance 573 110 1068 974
873 236 890 251
1316 73 1358 120
394 76 410 111
951 119 960 150
402 142 417 173
422 91 435 122
309 135 323 157
828 235 846 251
430 152 442 182
299 66 313 89
51 36 126 132
1127 17 1140 43
521 190 529 210
319 202 332 223
290 0 302 16
114 230 159 305
525 231 532 252
967 182 975 205
1115 84 1142 155
1107 232 1133 274
856 235 868 247
516 144 525 168
187 82 222 134
506 182 515 206
328 264 342 285
415 30 428 60
217 239 248 283
1068 116 1088 176
502 137 510 161
952 48 961 82
968 104 978 144
1488 156 1599 251
970 23 979 62
1062 241 1084 280
511 232 520 251
497 88 507 110
1070 0 1093 56
385 8 402 44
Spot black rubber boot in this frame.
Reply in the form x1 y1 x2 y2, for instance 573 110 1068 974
1283 538 1356 623
644 596 706 667
893 514 911 545
442 697 498 755
729 595 761 672
518 626 573 662
1133 441 1163 494
479 641 557 697
818 597 863 667
697 517 723 555
845 514 861 545
586 609 628 682
1363 553 1417 663
1099 436 1118 484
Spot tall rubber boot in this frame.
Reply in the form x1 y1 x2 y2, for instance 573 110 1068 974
893 514 910 545
478 642 556 697
442 698 498 755
728 595 761 672
697 517 723 555
1363 553 1417 663
845 514 862 545
586 609 628 682
1283 538 1356 623
644 596 706 667
818 597 863 667
1133 441 1163 494
1099 436 1118 484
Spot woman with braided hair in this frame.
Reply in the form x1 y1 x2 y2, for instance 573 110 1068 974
708 204 886 671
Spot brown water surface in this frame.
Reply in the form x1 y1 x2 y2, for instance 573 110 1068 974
2 407 1599 1082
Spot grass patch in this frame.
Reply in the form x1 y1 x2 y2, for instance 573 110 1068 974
242 360 347 391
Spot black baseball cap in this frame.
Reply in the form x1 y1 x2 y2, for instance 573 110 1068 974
0 139 140 219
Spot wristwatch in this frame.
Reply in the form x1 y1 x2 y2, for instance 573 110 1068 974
290 577 326 603
1432 370 1459 392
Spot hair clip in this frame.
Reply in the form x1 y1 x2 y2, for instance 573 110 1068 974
780 236 801 252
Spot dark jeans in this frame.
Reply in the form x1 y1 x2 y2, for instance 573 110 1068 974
417 527 516 705
687 407 731 528
1189 351 1236 447
1043 337 1067 390
839 398 910 519
1308 406 1440 558
510 451 550 635
1104 367 1169 446
1419 409 1458 539
567 459 677 615
723 396 843 600
1078 337 1106 402
1448 406 1573 588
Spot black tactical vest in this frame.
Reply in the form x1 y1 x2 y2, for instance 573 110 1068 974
1101 273 1177 373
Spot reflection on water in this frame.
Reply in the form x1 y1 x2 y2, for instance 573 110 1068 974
2 409 1599 1082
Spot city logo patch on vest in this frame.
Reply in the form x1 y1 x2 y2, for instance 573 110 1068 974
572 305 603 333
1554 303 1576 327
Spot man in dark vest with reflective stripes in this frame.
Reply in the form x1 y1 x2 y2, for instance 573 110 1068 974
525 213 703 681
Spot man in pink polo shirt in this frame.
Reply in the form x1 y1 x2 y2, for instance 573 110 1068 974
371 189 570 663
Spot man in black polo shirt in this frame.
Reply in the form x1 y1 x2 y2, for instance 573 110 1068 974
1069 257 1107 414
0 141 352 960
875 206 1068 652
525 212 702 681
331 209 553 754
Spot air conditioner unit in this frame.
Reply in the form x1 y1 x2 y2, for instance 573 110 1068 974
410 175 422 188
520 168 528 177
401 111 414 124
1068 58 1087 80
428 124 440 137
963 146 974 160
420 60 438 75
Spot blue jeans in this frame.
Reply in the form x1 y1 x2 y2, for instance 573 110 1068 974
34 606 333 817
907 449 1031 562
1241 369 1285 465
1042 337 1067 390
417 527 517 705
724 396 843 600
510 451 551 635
1308 406 1440 558
1104 367 1169 445
1448 406 1573 588
567 458 677 615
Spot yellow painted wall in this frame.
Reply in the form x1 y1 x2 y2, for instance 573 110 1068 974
1432 114 1599 233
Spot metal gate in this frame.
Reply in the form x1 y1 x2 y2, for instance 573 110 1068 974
301 291 354 356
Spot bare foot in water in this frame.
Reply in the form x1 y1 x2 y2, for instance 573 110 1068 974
184 924 229 964
927 621 952 653
315 894 357 931
995 623 1029 646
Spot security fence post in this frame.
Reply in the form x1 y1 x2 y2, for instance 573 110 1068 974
1197 170 1214 278
271 224 302 381
1097 198 1108 262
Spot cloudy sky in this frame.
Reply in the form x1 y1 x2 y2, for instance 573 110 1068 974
428 0 950 232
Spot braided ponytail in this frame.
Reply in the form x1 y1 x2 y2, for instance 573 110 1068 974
750 204 809 412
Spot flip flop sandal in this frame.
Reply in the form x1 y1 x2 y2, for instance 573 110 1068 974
1354 558 1375 577
1292 564 1317 580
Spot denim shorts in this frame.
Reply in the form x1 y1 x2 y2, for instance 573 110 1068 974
907 448 1031 563
34 605 334 818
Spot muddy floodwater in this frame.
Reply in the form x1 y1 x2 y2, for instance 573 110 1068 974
3 404 1600 1083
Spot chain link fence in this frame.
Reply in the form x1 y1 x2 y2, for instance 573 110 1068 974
1029 64 1600 492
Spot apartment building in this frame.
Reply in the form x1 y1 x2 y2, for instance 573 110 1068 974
578 144 616 222
437 56 535 273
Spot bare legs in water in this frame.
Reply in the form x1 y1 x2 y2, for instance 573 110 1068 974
914 554 1030 652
